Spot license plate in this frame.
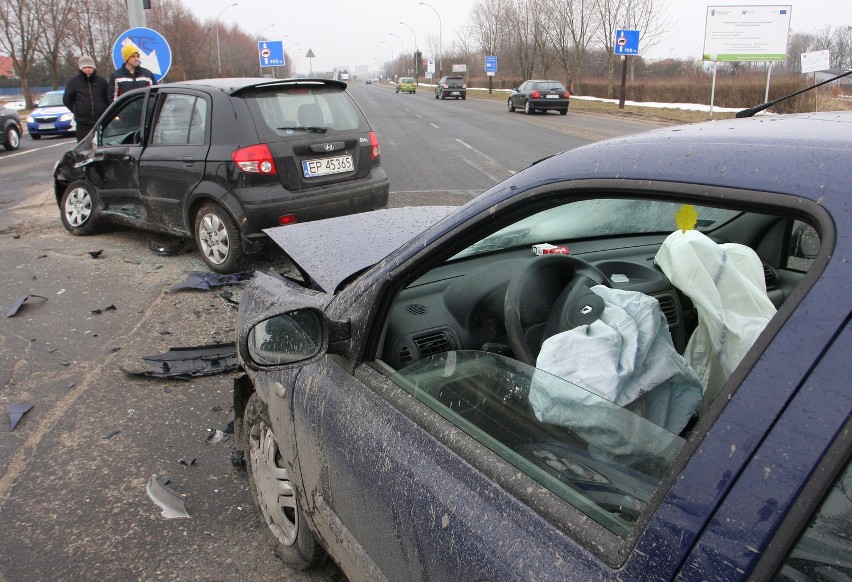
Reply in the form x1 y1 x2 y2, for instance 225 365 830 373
38 123 56 129
302 154 353 178
546 94 559 99
450 91 460 95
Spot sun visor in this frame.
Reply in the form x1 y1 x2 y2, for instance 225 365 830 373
263 206 456 293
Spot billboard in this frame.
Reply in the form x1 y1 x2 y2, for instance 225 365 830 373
703 5 792 62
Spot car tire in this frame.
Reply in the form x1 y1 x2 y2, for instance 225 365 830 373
242 392 325 570
4 125 21 150
194 202 243 273
30 133 41 140
508 99 515 112
435 92 439 99
441 93 445 100
524 101 533 115
60 180 101 235
461 95 466 100
560 108 568 115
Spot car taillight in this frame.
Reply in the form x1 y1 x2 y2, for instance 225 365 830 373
232 144 277 174
563 91 571 98
369 131 380 160
531 91 541 98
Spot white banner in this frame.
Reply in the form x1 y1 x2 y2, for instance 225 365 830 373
703 5 791 62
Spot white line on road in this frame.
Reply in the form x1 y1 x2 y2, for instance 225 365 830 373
429 123 440 129
1 140 74 160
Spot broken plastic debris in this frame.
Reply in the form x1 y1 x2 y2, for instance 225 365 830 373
9 403 33 431
179 458 198 466
88 250 103 259
149 237 187 256
206 429 227 444
6 294 47 318
119 343 237 380
146 474 190 519
90 304 117 315
102 429 120 440
170 271 253 291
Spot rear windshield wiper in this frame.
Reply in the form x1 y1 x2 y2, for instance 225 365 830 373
277 126 328 133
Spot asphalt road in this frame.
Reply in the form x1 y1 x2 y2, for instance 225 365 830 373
0 85 665 582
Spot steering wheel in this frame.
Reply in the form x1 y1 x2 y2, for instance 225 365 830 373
504 254 610 365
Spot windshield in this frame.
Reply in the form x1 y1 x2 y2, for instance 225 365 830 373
245 84 365 136
390 350 684 537
39 93 65 107
455 199 739 258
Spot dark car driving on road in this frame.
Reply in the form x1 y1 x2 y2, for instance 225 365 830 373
233 110 851 581
1 102 22 151
52 78 389 272
508 80 570 115
435 75 466 100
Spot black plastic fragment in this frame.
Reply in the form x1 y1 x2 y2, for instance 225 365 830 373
103 429 120 440
91 304 117 315
88 250 103 259
9 404 33 431
6 294 47 318
170 271 253 291
120 343 237 380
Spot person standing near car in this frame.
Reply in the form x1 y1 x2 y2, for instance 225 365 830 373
63 55 109 141
108 43 157 104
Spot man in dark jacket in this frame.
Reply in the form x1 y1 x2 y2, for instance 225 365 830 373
108 43 157 104
63 55 109 141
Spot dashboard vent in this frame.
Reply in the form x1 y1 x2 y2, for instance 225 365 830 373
414 331 455 357
405 303 429 315
657 295 678 325
763 264 779 291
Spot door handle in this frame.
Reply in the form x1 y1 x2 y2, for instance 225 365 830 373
182 156 195 166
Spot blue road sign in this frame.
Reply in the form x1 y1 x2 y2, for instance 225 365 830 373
258 40 286 68
614 29 640 56
485 56 498 73
112 27 171 82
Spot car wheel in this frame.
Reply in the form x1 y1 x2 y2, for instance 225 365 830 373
194 202 243 273
60 180 101 235
508 99 516 112
524 101 533 115
441 93 446 100
242 392 325 569
462 95 466 100
4 125 21 150
559 108 568 115
30 133 41 140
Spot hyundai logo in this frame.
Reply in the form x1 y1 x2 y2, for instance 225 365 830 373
323 143 335 151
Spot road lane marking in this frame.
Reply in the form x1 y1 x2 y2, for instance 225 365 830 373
1 140 74 160
429 123 439 129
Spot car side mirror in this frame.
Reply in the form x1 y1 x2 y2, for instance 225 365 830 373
790 222 820 260
247 310 323 366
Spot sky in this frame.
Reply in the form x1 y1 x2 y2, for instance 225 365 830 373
178 0 851 74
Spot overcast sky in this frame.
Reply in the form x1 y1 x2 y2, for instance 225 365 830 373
181 0 850 73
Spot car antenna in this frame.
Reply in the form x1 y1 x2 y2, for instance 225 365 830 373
736 69 852 118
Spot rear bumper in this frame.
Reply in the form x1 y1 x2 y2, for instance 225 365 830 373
438 89 466 97
529 99 569 110
229 171 391 242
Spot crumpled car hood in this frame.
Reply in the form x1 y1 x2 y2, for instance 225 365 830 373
263 206 457 293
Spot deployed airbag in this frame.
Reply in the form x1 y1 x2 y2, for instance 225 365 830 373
654 230 776 411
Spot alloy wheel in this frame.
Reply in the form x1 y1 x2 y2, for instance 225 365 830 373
249 420 298 546
64 186 93 227
197 212 230 265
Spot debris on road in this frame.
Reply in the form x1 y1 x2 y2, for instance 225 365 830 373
146 474 190 519
88 250 103 259
120 343 237 380
102 429 120 440
206 429 229 444
6 294 47 318
179 458 198 466
170 271 252 292
90 304 117 315
8 403 33 431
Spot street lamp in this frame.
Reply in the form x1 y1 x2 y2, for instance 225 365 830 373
399 21 418 80
380 41 394 79
216 2 238 77
389 32 405 74
257 24 275 77
419 1 442 77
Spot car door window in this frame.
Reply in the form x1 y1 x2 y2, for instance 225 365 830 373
775 458 852 580
375 195 819 544
152 94 207 146
100 96 145 146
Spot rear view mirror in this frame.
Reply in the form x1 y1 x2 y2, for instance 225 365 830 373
247 310 322 366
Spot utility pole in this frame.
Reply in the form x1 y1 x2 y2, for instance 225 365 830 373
127 0 147 28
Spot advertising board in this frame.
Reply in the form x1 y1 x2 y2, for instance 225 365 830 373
703 5 791 61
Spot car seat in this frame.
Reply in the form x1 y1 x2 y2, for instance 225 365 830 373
654 229 776 414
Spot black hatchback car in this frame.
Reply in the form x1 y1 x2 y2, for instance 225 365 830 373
53 78 389 272
508 80 570 115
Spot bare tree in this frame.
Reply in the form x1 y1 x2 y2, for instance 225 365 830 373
67 0 128 75
622 0 672 80
0 0 42 107
546 0 597 91
594 0 625 96
33 0 75 89
503 0 540 79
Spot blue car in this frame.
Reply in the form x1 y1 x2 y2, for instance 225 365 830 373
26 90 75 139
233 110 851 581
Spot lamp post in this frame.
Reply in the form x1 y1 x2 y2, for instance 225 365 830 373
389 32 405 72
380 41 394 79
216 2 238 77
419 1 441 78
257 24 275 77
399 21 418 81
